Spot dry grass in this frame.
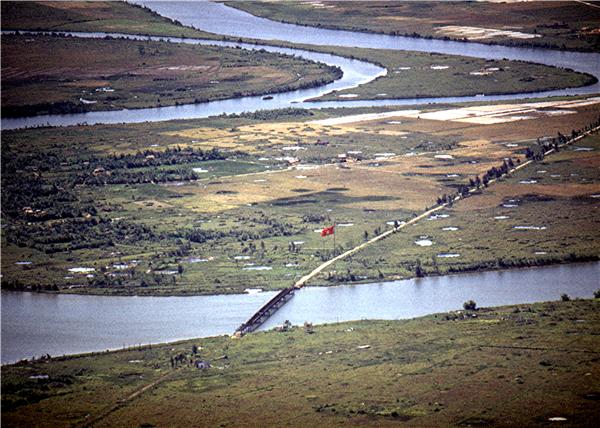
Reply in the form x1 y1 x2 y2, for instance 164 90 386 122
163 122 380 154
314 98 600 126
170 162 443 213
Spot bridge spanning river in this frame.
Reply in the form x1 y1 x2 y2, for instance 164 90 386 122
235 287 296 335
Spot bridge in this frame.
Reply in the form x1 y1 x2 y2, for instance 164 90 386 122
235 286 296 336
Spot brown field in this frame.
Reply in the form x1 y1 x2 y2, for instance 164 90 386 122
170 162 445 213
1 34 338 115
166 98 599 215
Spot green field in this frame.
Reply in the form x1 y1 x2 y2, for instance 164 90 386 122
2 96 599 296
227 1 600 52
2 299 599 427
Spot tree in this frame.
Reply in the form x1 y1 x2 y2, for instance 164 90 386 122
463 300 477 310
594 289 600 299
177 264 184 276
560 293 570 301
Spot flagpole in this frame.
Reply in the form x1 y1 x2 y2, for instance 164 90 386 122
333 221 336 255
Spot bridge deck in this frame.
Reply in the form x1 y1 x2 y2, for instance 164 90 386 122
236 287 295 335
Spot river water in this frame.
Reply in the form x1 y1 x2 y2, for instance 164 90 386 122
2 1 599 130
2 2 599 364
2 262 598 364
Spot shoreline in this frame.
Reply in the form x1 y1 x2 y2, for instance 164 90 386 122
3 294 598 366
4 258 599 298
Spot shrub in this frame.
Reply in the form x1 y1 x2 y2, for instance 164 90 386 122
463 300 477 311
560 293 570 302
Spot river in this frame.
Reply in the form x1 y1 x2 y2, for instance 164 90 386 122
2 262 598 364
2 1 600 130
2 2 599 364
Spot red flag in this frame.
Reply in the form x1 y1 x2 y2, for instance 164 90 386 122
320 225 335 237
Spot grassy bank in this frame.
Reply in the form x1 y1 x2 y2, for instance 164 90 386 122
226 1 600 53
2 299 599 426
1 34 341 117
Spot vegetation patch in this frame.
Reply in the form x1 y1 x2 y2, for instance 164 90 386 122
2 300 599 427
1 100 598 295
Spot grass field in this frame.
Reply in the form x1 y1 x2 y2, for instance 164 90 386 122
1 34 340 117
2 96 599 295
2 299 599 427
227 1 600 52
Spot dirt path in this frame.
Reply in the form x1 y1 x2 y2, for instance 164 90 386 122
77 368 182 428
293 125 599 288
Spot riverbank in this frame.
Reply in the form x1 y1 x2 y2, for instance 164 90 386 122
3 298 599 426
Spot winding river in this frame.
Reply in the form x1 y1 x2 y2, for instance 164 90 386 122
2 2 599 363
2 0 600 129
